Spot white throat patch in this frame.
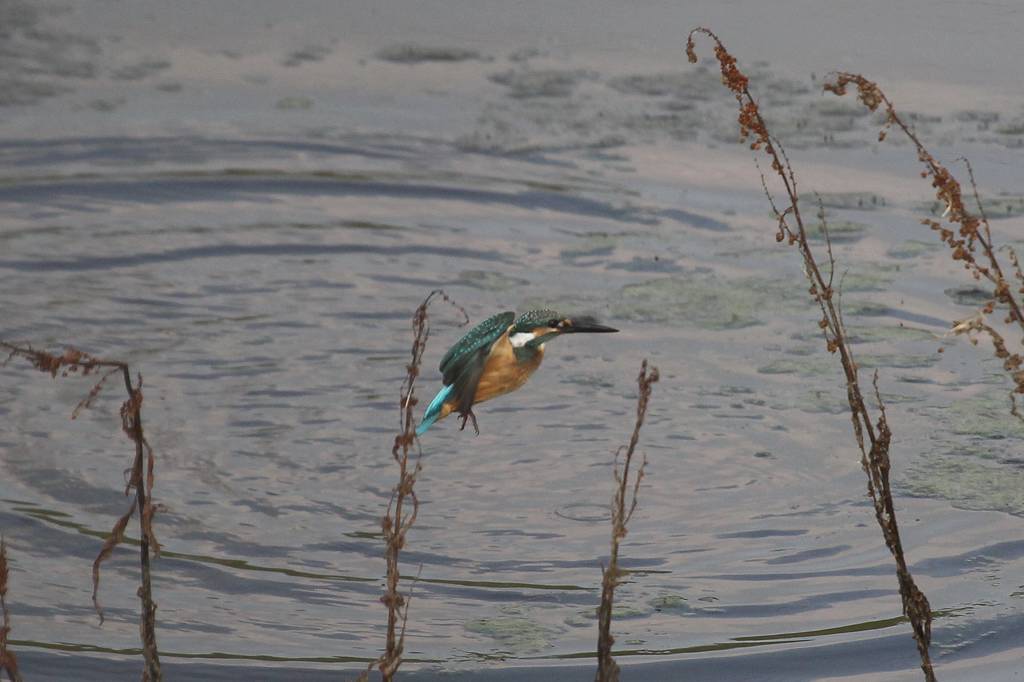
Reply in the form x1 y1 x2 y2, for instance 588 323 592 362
509 332 534 348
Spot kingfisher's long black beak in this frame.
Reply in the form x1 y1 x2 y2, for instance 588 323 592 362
561 317 619 334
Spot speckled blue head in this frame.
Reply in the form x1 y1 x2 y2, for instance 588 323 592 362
510 310 618 347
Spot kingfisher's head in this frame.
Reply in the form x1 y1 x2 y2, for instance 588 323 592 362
508 309 618 349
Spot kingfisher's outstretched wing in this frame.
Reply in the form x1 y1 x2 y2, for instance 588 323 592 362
439 311 515 413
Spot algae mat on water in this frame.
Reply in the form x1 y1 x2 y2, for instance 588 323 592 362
614 274 796 329
904 453 1024 516
464 610 557 654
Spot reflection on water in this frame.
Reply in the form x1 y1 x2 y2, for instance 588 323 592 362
2 1 1024 680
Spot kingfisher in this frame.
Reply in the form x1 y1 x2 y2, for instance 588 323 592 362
416 309 618 436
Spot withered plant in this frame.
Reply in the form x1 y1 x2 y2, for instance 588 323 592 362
0 538 23 682
360 291 467 682
595 360 659 682
686 28 936 680
1 341 162 681
823 73 1024 415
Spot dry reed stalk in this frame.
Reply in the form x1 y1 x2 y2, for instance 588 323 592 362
823 73 1024 415
360 290 467 682
1 341 162 681
0 538 23 682
595 359 659 682
686 28 936 680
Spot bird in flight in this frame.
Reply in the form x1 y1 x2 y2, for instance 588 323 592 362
416 309 618 435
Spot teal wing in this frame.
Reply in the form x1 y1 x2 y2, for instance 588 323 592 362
439 311 515 383
439 311 515 413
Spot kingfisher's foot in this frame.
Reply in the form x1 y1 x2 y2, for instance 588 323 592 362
458 410 480 436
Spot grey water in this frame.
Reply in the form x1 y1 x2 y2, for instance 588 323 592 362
2 1 1024 679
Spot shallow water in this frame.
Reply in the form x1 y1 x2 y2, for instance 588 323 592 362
2 1 1024 680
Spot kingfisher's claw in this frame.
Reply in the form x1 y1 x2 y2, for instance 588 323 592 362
459 410 480 436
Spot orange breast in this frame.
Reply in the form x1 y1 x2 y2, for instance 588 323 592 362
473 332 544 405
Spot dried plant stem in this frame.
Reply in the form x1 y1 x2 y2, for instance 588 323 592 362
596 360 659 682
123 369 161 682
823 74 1024 408
370 291 467 682
1 340 162 681
0 538 23 682
687 28 935 680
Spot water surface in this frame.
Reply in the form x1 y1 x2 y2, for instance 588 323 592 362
2 1 1024 679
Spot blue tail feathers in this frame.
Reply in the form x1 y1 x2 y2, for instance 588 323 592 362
416 384 454 436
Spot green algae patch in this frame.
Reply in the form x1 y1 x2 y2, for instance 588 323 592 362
275 96 313 110
562 372 616 390
489 68 596 98
560 234 618 263
615 274 791 329
649 594 692 614
843 325 935 344
802 219 869 243
606 70 724 99
758 354 835 377
771 388 853 415
801 192 887 210
337 220 409 232
903 453 1024 516
564 604 649 628
995 117 1024 135
771 387 917 415
375 44 486 64
948 394 1024 439
457 269 530 291
465 612 555 652
835 267 903 292
944 286 992 307
888 239 940 259
761 344 938 378
857 353 941 370
920 193 1024 219
806 99 873 118
790 321 935 345
841 300 891 317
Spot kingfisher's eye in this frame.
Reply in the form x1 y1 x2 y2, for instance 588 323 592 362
549 318 560 327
